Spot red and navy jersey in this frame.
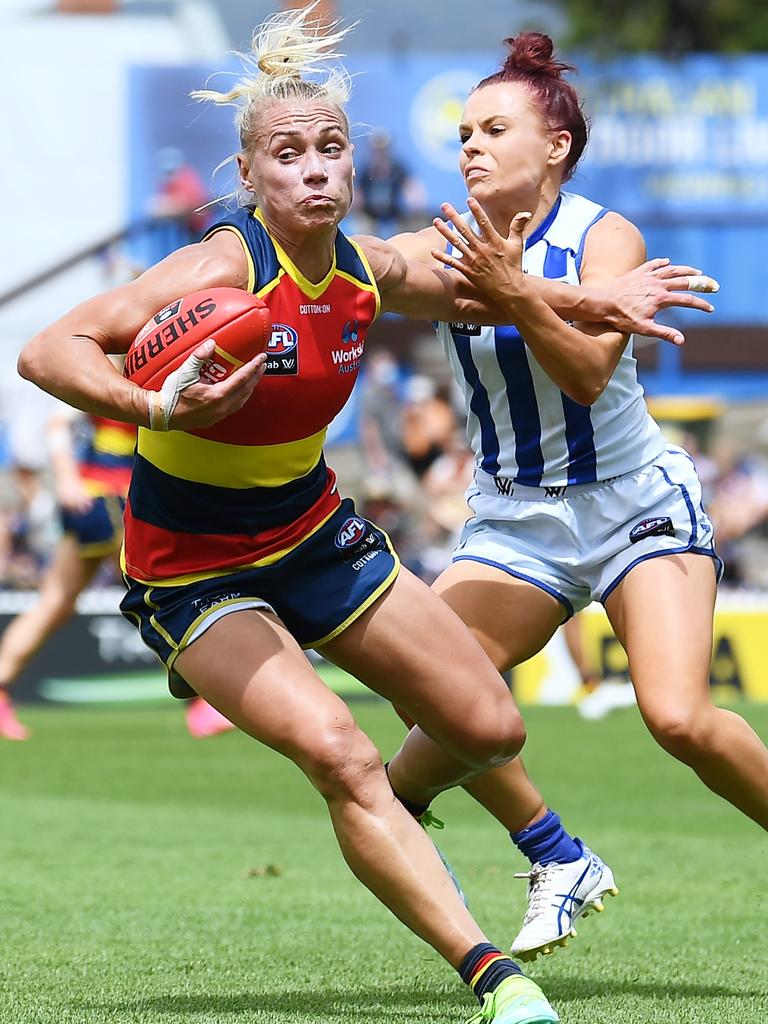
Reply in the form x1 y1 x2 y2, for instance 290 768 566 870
123 207 380 584
79 416 136 498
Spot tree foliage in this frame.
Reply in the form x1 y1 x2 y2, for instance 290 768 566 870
552 0 768 54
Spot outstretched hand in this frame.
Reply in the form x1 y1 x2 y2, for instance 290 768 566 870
601 259 719 346
431 197 533 307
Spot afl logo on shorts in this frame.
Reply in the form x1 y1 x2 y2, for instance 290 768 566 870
265 324 299 376
335 516 367 549
629 516 675 544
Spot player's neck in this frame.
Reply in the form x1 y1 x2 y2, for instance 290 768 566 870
483 182 561 243
267 220 337 284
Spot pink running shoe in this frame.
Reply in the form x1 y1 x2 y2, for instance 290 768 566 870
0 690 30 740
185 697 236 738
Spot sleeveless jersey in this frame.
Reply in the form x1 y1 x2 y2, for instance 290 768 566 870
123 207 379 585
434 191 664 488
78 416 135 498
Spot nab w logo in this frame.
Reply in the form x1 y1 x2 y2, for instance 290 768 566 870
335 517 367 549
268 324 299 354
544 486 567 498
154 299 182 325
494 476 515 497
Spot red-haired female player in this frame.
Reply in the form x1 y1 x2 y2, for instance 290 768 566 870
388 31 767 961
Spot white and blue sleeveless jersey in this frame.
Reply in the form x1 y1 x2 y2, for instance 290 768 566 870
434 191 665 488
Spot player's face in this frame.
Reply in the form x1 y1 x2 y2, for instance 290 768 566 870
240 100 354 233
458 83 571 207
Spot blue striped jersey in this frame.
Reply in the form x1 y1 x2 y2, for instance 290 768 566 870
434 191 664 488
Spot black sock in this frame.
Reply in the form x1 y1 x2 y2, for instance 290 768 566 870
384 761 430 818
458 942 523 1004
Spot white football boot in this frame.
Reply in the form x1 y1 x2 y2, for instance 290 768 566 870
511 843 618 962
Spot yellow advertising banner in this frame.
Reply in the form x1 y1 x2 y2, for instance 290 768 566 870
513 598 768 705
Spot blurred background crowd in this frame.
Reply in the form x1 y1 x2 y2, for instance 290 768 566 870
2 0 768 707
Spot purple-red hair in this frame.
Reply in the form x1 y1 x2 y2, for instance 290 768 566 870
474 32 589 181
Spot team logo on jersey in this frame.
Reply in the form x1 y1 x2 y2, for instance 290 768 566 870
342 319 359 344
450 322 482 337
629 516 675 544
265 324 298 375
153 299 182 325
332 323 364 375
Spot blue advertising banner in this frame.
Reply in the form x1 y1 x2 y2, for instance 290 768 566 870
129 52 768 329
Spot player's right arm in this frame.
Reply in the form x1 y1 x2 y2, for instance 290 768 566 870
388 221 716 346
18 233 266 431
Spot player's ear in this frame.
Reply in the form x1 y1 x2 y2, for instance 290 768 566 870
236 152 254 192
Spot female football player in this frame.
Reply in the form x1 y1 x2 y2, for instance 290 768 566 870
386 30 768 962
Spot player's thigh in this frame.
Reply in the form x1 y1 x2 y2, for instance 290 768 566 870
39 535 103 605
604 552 717 719
432 560 565 671
321 566 521 746
175 609 362 769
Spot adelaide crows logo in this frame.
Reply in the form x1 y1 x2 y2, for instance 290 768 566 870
342 319 359 344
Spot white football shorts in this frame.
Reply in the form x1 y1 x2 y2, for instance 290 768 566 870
454 445 723 617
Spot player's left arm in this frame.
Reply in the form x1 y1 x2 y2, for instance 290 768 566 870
361 215 625 405
428 203 666 405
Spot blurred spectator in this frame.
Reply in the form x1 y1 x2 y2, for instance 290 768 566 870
147 147 213 261
400 374 456 478
354 130 429 235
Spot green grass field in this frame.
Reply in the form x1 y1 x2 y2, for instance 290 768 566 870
0 701 765 1024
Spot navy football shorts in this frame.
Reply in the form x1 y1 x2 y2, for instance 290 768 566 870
120 498 400 698
60 494 125 557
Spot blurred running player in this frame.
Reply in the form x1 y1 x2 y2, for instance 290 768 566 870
388 30 767 960
0 408 231 740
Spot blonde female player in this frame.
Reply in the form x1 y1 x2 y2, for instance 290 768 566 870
16 10 583 1023
387 31 768 962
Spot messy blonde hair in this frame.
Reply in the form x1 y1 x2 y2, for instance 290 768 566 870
192 2 354 156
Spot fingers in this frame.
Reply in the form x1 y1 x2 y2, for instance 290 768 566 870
466 196 500 240
509 211 532 238
432 216 471 257
687 274 720 293
430 248 471 275
639 321 685 346
659 293 715 313
192 339 216 360
652 263 701 279
638 257 671 273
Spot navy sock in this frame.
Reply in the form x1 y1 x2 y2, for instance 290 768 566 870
458 943 522 1004
510 809 582 865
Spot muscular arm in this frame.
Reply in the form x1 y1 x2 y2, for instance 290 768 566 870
388 218 715 344
18 233 262 429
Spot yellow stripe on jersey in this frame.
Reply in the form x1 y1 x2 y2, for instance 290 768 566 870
253 208 337 299
137 426 327 489
204 225 256 293
93 425 137 457
346 238 382 320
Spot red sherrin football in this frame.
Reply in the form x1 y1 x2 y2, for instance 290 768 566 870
124 288 271 390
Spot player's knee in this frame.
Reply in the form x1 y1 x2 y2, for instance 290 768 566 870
303 721 383 804
445 704 526 769
646 704 714 763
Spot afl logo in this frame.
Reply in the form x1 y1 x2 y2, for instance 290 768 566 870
342 319 359 344
153 299 182 325
268 324 299 354
335 516 367 549
629 516 674 544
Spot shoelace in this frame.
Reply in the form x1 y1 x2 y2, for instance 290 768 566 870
418 809 445 830
464 990 495 1024
513 862 561 924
